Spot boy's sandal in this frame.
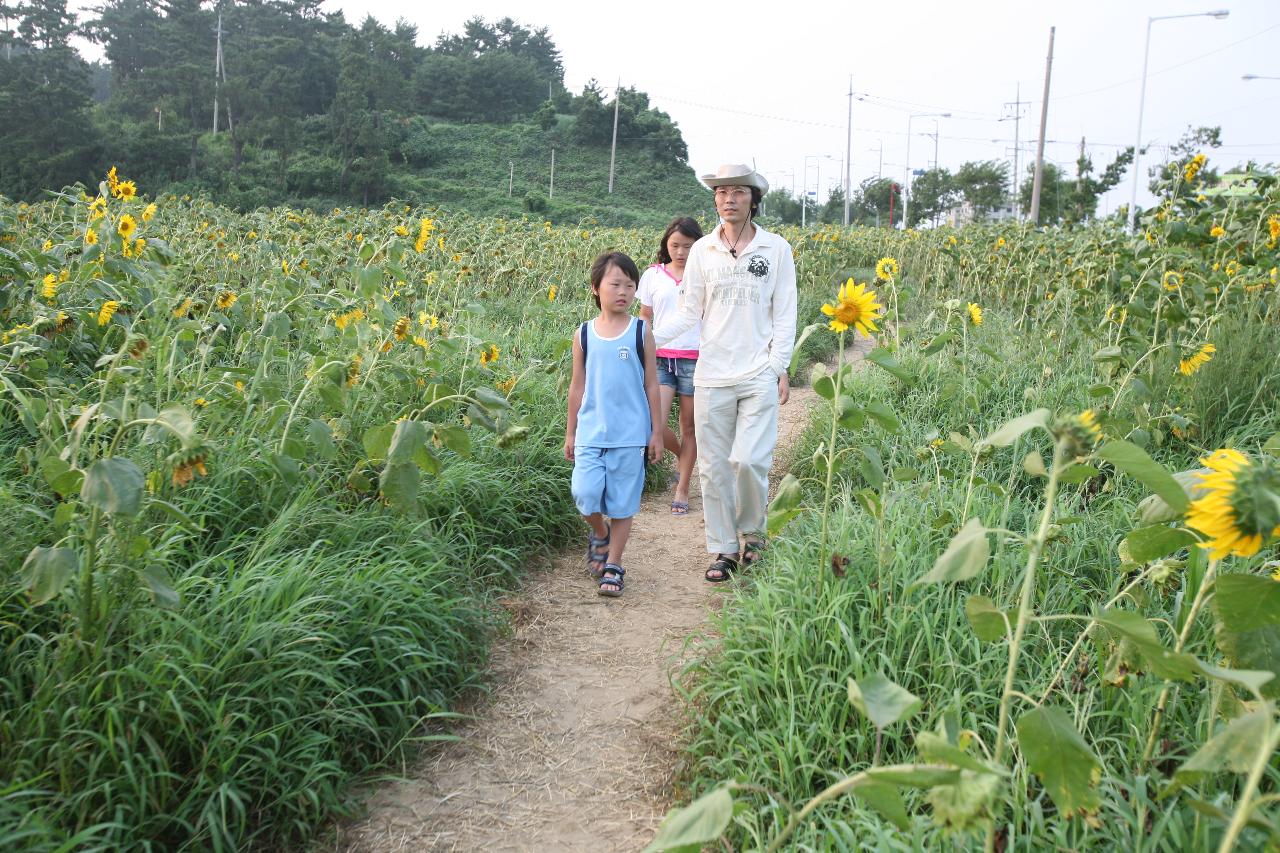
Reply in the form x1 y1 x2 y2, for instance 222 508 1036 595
670 500 690 516
598 563 625 597
587 525 611 579
705 554 740 583
742 539 767 567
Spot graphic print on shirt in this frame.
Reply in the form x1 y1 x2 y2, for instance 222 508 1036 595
618 346 631 361
746 254 770 279
706 265 762 307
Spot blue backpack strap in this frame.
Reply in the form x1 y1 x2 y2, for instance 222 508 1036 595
635 318 644 363
580 321 588 362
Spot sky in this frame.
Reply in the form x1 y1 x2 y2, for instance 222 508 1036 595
72 0 1280 216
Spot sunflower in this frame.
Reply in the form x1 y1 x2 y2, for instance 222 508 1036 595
106 166 119 190
1210 225 1225 239
173 297 193 318
821 279 883 336
42 273 58 300
875 257 899 281
967 302 983 326
393 316 411 341
347 354 362 386
548 284 558 302
480 344 500 365
112 180 137 201
98 300 119 326
1268 215 1279 242
1187 449 1280 560
1183 153 1206 182
214 291 237 310
118 214 137 241
1179 343 1216 376
88 196 107 221
142 202 157 222
1162 271 1182 291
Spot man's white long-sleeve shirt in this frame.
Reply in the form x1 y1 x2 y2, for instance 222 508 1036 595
655 222 797 387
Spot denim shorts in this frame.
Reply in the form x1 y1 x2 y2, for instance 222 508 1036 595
571 445 646 519
656 356 697 396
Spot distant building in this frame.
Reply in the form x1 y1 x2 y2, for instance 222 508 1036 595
947 200 1017 227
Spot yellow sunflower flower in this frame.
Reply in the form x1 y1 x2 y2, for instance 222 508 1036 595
393 316 411 341
215 291 238 310
548 284 558 302
112 180 137 201
967 302 983 326
875 257 899 281
1187 449 1280 560
142 202 157 222
98 300 119 326
1162 271 1182 291
1179 343 1216 376
820 279 883 336
42 273 58 300
1210 225 1225 239
117 214 137 241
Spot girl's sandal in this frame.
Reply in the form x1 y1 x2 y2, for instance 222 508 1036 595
598 563 625 597
742 539 767 567
586 525 611 579
705 554 739 583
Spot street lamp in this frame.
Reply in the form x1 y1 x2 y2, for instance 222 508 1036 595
903 112 949 229
1129 9 1229 229
1242 74 1280 81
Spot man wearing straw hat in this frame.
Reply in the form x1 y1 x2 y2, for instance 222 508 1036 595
655 163 797 582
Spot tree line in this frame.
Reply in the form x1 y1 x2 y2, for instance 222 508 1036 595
0 2 690 209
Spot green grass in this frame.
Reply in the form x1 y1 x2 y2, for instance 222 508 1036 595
676 311 1277 850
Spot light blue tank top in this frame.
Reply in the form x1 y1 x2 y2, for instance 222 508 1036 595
574 316 651 448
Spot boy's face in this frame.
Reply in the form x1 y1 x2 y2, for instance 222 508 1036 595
596 263 638 312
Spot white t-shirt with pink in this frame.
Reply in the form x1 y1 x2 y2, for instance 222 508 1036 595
638 264 700 359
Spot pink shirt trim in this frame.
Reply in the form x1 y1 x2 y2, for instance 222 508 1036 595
658 263 682 285
656 348 698 359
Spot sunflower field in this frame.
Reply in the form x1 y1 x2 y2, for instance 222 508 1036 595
2 158 1279 851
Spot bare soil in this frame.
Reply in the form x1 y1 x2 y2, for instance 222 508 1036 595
337 343 868 852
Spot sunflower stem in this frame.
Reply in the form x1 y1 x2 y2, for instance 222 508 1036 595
817 331 845 599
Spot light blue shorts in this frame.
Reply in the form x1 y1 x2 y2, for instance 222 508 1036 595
572 445 646 519
656 356 697 397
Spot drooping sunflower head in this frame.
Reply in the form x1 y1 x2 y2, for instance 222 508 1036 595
97 300 119 326
215 290 238 310
1187 450 1280 560
1053 409 1104 458
820 278 883 336
875 257 899 281
1178 342 1216 376
393 316 411 341
1162 271 1182 291
967 302 983 327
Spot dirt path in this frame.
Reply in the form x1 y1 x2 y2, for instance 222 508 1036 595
339 344 868 852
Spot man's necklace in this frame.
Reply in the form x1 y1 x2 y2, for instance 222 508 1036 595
725 224 752 258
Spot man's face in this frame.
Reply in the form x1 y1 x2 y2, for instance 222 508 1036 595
714 184 752 225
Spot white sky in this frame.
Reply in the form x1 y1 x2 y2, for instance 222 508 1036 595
71 0 1280 215
322 0 1279 215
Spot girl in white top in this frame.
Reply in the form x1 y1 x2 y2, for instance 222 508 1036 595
637 217 704 515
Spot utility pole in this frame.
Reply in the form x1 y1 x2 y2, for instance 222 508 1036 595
608 78 620 193
508 160 514 197
1000 83 1029 219
212 11 223 134
1029 26 1055 225
1075 136 1087 221
549 148 555 199
844 75 853 226
211 10 233 135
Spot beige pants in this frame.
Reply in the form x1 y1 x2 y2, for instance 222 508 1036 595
694 367 779 554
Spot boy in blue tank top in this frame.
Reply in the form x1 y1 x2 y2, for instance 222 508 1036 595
564 252 663 597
